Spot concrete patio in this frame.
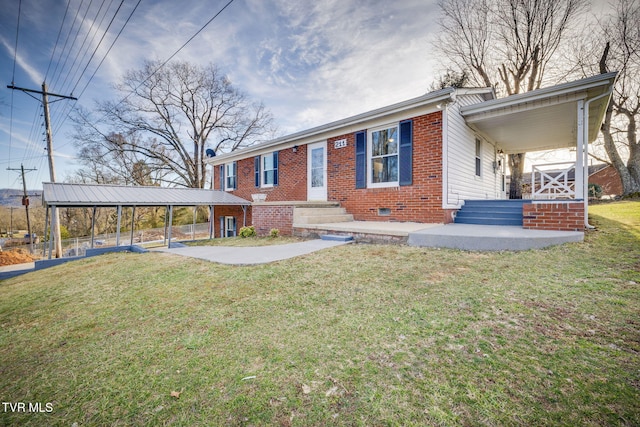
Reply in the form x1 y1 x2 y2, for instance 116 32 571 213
295 221 584 251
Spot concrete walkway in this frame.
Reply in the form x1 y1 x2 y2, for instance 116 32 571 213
153 239 352 265
408 224 584 251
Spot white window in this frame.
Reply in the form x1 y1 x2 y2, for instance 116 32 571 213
475 138 482 177
369 125 399 187
225 162 236 190
224 216 236 237
262 153 277 187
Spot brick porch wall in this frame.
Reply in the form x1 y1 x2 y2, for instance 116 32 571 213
252 204 294 236
523 202 585 231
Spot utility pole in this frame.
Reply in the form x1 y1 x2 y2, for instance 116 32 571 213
7 164 37 253
7 82 77 258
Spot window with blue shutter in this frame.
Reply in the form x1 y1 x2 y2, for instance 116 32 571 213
399 120 413 186
273 151 279 186
219 165 225 190
254 156 260 187
355 131 366 189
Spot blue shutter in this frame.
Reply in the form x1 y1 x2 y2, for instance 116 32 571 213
355 131 366 189
273 151 279 186
399 120 413 186
219 165 225 190
254 156 260 187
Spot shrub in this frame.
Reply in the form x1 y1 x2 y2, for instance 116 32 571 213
588 183 602 199
269 228 280 238
239 226 257 238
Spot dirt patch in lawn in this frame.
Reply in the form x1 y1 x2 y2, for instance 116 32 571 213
0 248 39 266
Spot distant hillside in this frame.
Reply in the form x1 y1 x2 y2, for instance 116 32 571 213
0 189 43 207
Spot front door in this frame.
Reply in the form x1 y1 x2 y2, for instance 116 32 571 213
307 141 327 201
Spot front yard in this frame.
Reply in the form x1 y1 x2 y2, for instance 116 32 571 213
0 201 638 426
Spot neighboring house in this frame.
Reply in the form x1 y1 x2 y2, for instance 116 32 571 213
206 73 617 236
521 164 622 199
589 164 623 197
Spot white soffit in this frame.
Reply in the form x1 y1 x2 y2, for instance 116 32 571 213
461 73 618 154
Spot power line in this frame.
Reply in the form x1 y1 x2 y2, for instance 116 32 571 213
44 0 73 82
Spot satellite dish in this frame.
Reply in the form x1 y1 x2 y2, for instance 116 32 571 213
205 148 216 158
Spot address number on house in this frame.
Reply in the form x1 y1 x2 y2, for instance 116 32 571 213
334 139 347 149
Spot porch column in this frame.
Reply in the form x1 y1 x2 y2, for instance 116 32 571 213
575 99 585 201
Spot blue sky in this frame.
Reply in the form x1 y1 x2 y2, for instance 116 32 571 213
0 0 442 190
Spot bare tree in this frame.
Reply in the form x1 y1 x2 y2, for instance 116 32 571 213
73 60 274 188
593 0 640 196
434 0 584 198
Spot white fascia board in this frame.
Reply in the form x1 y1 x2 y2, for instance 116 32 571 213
207 88 457 165
460 72 618 117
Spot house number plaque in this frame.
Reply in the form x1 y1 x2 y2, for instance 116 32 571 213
334 139 347 149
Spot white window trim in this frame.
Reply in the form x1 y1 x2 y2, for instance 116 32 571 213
475 138 482 178
225 162 236 191
367 123 400 188
261 153 275 188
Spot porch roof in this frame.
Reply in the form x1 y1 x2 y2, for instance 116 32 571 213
460 73 618 154
42 182 251 208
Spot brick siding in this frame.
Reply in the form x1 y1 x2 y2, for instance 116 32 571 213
213 110 451 235
523 202 584 231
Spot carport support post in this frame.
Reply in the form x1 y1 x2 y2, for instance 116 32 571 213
116 205 122 247
208 205 214 239
192 206 196 240
130 206 136 245
90 206 96 249
43 206 49 258
167 205 174 248
48 205 56 260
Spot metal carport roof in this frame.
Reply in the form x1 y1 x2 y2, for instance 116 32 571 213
42 182 251 207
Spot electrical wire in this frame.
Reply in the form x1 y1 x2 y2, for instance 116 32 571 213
44 0 73 82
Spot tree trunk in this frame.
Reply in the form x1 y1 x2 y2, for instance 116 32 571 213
508 153 525 199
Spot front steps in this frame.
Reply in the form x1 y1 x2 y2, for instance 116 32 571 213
293 203 354 224
454 199 527 226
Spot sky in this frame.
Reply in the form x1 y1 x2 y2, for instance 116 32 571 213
0 0 443 191
0 0 613 193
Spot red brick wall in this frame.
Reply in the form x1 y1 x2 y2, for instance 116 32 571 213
212 205 251 238
252 205 294 236
589 165 623 196
217 146 308 202
214 110 450 229
327 111 448 223
523 202 584 231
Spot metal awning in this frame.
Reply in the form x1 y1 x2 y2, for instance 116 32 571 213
460 73 618 154
41 182 250 257
42 182 250 207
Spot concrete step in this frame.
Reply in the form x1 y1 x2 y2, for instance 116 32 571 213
294 213 355 224
293 206 354 225
294 207 349 217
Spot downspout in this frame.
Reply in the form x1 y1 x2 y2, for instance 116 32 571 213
582 86 614 229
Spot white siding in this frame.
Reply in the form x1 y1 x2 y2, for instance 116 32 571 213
443 94 506 208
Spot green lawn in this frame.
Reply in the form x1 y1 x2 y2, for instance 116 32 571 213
1 201 638 426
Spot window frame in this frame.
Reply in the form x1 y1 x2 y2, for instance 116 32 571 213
260 152 278 188
368 123 400 188
224 162 237 191
475 138 482 177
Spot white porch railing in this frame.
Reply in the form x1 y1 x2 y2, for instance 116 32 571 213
531 162 576 199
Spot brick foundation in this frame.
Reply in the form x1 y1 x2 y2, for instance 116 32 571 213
523 202 585 231
252 204 295 236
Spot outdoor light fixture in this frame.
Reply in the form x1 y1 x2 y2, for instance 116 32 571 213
293 145 298 153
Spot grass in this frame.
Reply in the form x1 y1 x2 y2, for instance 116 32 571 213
0 201 638 426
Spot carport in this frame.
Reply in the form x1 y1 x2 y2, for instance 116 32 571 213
42 182 251 258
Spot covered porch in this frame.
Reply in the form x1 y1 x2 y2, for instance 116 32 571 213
460 72 618 230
